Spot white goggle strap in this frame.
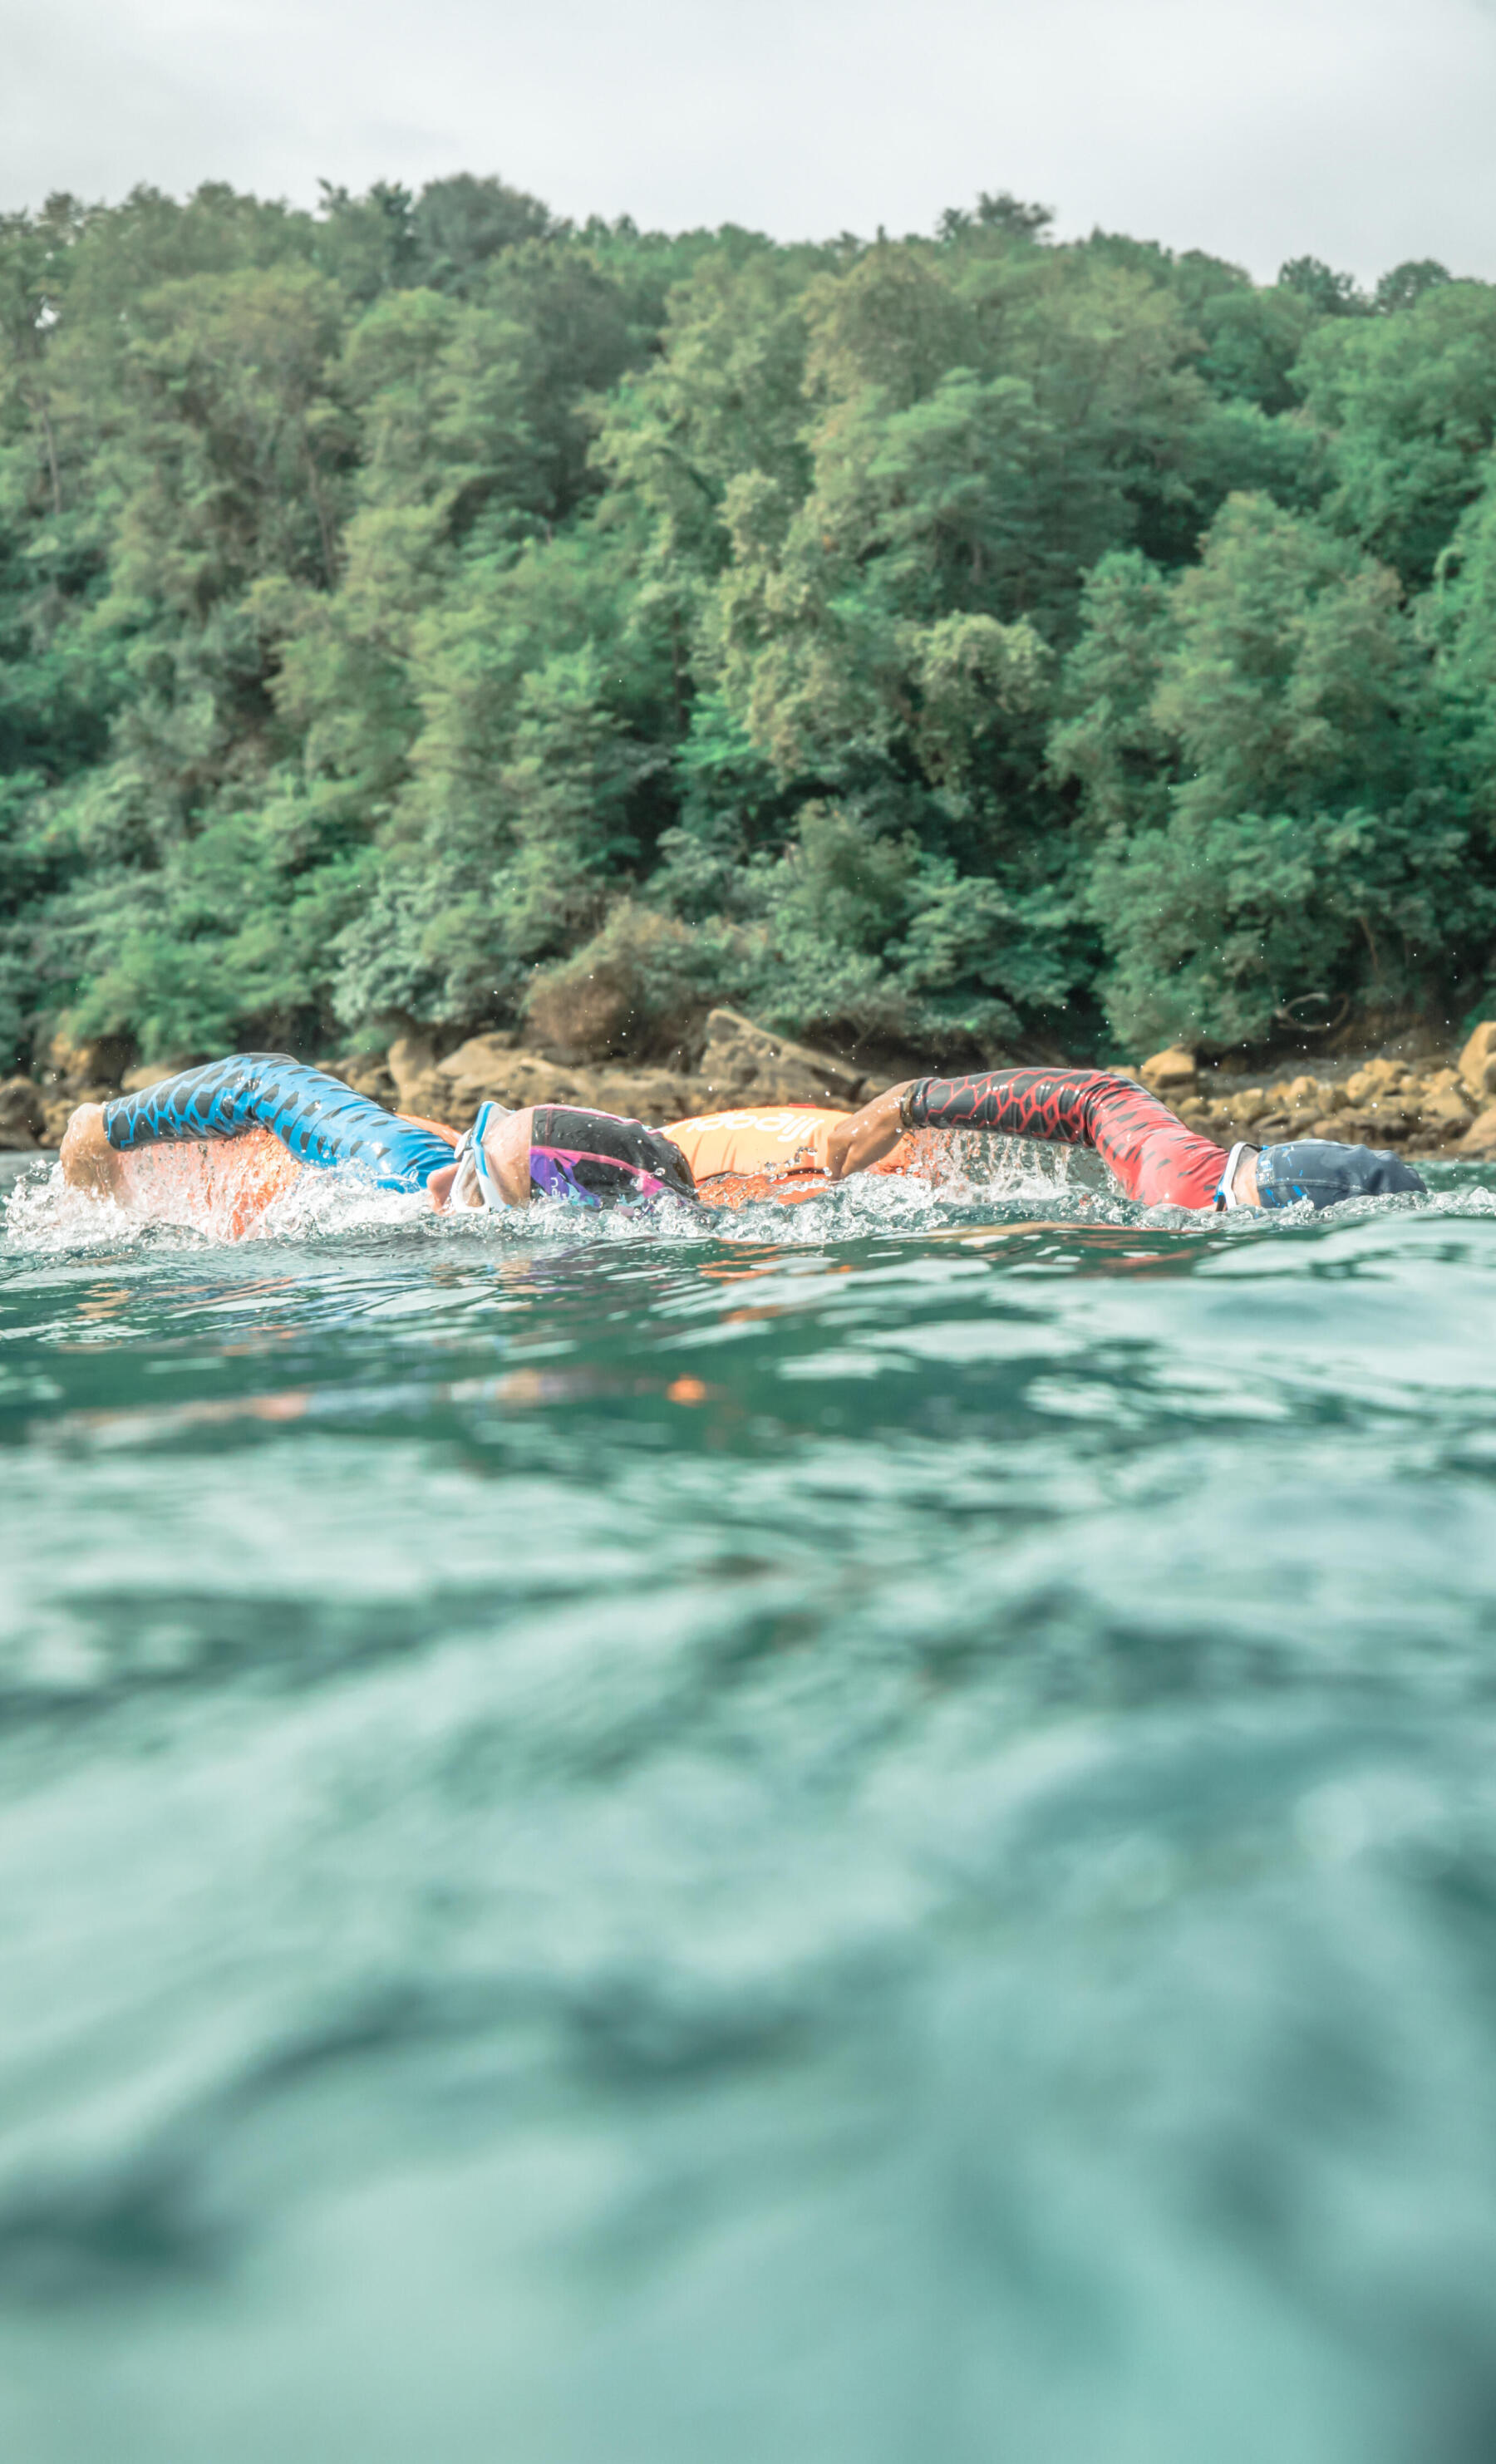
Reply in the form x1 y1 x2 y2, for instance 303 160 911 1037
1213 1142 1256 1211
450 1099 514 1209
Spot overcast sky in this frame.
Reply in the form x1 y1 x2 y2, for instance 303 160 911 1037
4 0 1494 283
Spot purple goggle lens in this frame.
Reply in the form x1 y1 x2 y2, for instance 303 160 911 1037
528 1146 669 1207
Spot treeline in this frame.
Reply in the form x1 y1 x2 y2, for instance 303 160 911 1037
2 175 1495 1074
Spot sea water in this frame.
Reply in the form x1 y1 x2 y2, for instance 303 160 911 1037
2 1143 1496 2464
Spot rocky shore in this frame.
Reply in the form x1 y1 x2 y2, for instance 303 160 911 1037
5 1011 1496 1164
0 1010 873 1154
1136 1024 1496 1161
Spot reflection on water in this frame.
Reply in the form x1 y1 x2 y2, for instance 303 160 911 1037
2 1149 1496 2463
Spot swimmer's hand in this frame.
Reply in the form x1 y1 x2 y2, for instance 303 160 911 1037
60 1103 125 1198
826 1082 916 1180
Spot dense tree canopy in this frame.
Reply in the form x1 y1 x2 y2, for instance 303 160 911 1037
1 175 1493 1072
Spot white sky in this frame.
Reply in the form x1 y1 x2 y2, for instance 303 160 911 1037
4 0 1494 283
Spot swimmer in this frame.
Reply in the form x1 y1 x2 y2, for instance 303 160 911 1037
824 1065 1429 1212
58 1051 1425 1237
58 1055 699 1236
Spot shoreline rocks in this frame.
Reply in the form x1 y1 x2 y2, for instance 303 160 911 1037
367 1016 1496 1158
1139 1045 1198 1094
388 1007 870 1133
1164 1043 1496 1158
1459 1020 1496 1104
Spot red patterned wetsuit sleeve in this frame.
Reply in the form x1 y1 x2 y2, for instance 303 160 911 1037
907 1069 1228 1208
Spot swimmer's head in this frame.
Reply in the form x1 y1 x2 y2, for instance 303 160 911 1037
448 1101 697 1212
527 1106 697 1207
1256 1139 1425 1212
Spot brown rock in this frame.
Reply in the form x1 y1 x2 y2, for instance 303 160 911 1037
426 1011 866 1127
1420 1086 1474 1137
1458 1021 1496 1102
1345 1058 1410 1105
433 1044 682 1126
335 1060 395 1105
389 1080 449 1118
0 1076 46 1149
386 1035 439 1106
435 1034 519 1089
315 1057 401 1103
1282 1073 1326 1110
694 1010 864 1109
440 1043 578 1109
40 1031 131 1094
374 1039 439 1114
37 1086 121 1144
1139 1045 1197 1092
1336 1105 1414 1143
588 1068 694 1121
1274 1076 1334 1133
1459 1103 1496 1158
440 1056 691 1129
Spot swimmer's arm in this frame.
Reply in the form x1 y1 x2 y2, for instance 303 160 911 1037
104 1055 458 1193
60 1102 127 1199
833 1069 1260 1211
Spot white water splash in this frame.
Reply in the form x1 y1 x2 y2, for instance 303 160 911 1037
7 1139 1492 1257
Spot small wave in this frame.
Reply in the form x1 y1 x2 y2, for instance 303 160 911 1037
1 1159 150 1257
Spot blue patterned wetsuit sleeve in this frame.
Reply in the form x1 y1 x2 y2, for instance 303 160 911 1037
102 1055 455 1193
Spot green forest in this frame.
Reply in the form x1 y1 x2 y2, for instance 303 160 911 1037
2 174 1495 1076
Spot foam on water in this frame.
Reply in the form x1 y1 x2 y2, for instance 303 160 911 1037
12 1126 1494 1262
5 1122 1124 1247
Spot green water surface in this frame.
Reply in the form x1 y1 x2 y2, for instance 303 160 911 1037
3 1149 1496 2463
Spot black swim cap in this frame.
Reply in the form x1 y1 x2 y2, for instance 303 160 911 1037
529 1106 698 1207
1256 1139 1425 1212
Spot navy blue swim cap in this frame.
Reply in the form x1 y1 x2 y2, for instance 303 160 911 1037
1256 1140 1425 1212
528 1107 698 1207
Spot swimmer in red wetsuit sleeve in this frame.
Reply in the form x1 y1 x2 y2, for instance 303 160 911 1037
820 1066 1425 1213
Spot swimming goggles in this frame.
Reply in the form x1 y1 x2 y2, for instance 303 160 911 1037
1213 1141 1257 1210
448 1100 514 1210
